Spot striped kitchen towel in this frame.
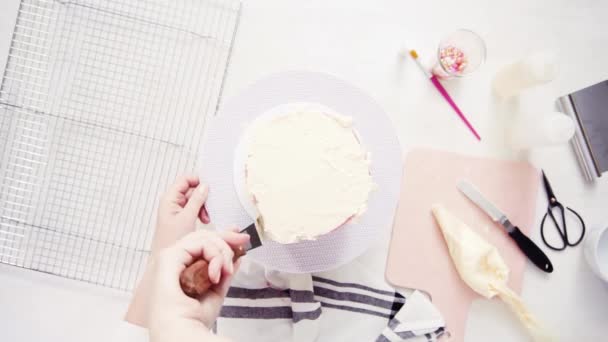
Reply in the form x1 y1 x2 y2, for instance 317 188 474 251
216 256 446 342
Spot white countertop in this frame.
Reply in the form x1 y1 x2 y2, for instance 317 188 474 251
1 0 607 341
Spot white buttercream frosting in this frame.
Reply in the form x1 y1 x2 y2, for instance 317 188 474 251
246 111 374 244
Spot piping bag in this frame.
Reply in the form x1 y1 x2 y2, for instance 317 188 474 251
431 204 553 342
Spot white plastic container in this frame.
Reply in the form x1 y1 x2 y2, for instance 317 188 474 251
584 226 608 283
493 52 558 99
508 111 575 150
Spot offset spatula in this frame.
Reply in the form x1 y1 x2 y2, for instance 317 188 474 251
458 181 554 273
179 218 264 298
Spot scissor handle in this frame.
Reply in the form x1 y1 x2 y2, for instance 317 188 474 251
540 203 586 251
564 206 586 246
541 210 566 251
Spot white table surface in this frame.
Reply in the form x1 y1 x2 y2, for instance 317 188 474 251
1 0 607 341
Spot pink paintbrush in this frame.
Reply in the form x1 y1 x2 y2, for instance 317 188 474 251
408 49 481 141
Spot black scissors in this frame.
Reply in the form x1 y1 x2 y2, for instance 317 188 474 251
540 170 586 251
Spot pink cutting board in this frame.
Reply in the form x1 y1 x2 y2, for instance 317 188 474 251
386 149 540 342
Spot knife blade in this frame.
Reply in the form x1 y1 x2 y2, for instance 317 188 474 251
180 218 264 298
457 181 554 273
457 181 509 228
240 216 264 252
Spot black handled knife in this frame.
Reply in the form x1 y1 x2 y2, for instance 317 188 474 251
458 181 553 273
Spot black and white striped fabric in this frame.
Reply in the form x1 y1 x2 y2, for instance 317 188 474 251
217 256 445 342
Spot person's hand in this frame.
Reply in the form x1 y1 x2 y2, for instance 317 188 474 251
148 229 249 342
126 175 214 327
152 175 211 253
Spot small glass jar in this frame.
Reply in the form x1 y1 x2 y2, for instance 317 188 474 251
433 29 486 79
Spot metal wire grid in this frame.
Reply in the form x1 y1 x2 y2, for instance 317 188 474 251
0 0 241 291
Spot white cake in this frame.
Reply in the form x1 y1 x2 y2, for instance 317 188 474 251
246 111 374 244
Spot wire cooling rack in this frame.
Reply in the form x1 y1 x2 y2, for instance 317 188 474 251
0 0 241 291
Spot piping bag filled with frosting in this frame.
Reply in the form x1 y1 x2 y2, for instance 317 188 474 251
431 204 553 342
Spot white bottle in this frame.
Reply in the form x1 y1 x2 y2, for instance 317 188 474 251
493 52 558 99
508 111 575 150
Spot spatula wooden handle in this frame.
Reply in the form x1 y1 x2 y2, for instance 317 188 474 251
179 245 246 298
